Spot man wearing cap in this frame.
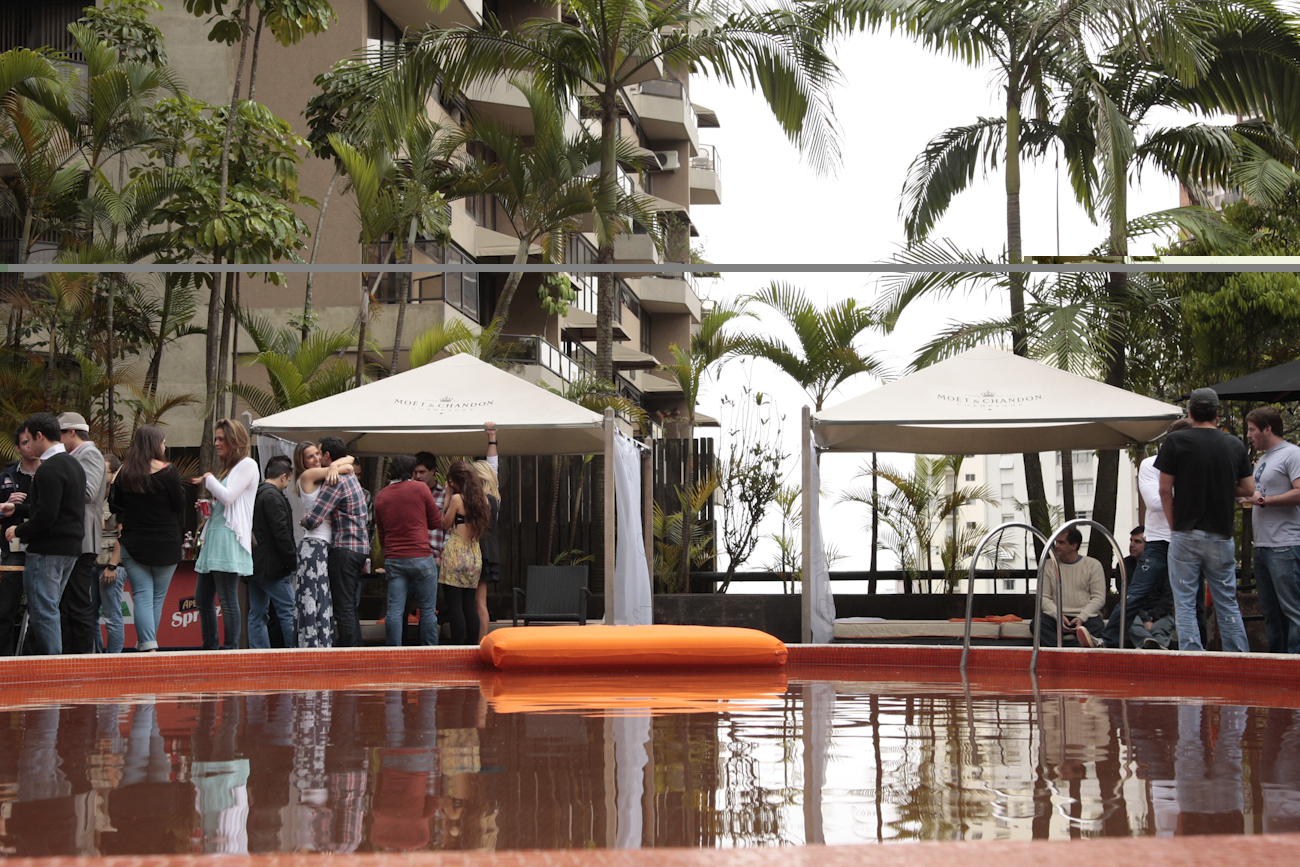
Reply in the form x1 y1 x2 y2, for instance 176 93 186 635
58 411 107 654
1154 388 1254 653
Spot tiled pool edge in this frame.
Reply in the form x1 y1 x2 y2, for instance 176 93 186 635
1 831 1298 866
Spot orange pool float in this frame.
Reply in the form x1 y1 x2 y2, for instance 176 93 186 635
480 624 788 670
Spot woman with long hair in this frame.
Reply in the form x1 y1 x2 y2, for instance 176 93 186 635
471 459 500 640
439 461 489 644
106 425 185 651
191 418 258 650
292 441 354 648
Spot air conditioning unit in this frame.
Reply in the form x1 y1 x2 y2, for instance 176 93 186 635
652 150 680 171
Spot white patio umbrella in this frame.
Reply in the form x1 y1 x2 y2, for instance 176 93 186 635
799 347 1185 642
250 354 649 623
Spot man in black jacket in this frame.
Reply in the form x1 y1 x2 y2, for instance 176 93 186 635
0 426 40 655
0 414 86 655
249 455 297 649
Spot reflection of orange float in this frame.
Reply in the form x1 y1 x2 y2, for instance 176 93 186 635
480 625 788 670
481 668 790 716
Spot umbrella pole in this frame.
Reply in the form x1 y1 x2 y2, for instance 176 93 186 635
801 407 813 644
604 408 617 624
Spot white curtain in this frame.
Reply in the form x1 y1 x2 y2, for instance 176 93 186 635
808 438 836 643
613 432 653 625
256 434 304 543
613 714 652 848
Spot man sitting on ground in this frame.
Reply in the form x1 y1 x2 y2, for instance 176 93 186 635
1036 526 1105 647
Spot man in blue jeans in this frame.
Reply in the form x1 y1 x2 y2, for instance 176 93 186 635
373 455 442 646
1156 388 1254 653
249 455 298 648
1242 405 1300 654
0 414 86 655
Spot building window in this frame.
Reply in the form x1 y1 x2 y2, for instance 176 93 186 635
965 473 976 481
1002 514 1015 524
965 521 976 529
367 0 401 60
444 243 479 322
1002 579 1017 591
1 3 84 59
640 314 652 355
1001 483 1014 499
1075 510 1090 520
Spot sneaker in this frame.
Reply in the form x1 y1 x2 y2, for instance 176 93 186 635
1076 626 1097 648
1143 637 1161 650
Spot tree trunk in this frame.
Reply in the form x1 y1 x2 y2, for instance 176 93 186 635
868 453 878 594
1061 450 1075 524
302 168 339 341
356 243 393 387
388 217 418 376
493 238 532 329
246 7 264 102
1005 81 1050 556
204 0 252 471
676 428 695 592
216 272 235 422
545 454 563 562
105 275 117 450
146 275 177 396
229 273 241 419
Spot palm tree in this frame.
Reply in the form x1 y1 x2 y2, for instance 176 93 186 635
370 0 839 382
840 455 997 594
328 116 471 382
464 78 661 330
407 317 517 369
657 299 752 590
223 312 358 417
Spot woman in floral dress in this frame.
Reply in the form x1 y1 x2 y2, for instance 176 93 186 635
292 441 355 647
439 461 490 644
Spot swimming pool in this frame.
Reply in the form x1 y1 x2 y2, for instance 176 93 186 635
0 646 1296 858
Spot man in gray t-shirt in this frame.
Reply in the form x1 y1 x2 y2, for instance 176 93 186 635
1243 406 1300 654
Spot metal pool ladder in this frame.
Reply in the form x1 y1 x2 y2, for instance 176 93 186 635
960 519 1129 674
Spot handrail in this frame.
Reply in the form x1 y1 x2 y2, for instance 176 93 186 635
1050 518 1130 649
961 522 1052 672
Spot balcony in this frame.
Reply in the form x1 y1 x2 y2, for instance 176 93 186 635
463 78 534 133
625 80 700 153
373 0 482 30
689 144 722 205
613 233 662 276
629 275 701 322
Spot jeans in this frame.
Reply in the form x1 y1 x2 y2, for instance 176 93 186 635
1169 529 1250 653
247 574 296 649
328 548 367 647
0 550 25 655
383 557 439 646
1130 614 1176 649
1254 545 1300 654
1099 540 1168 648
91 566 125 653
1036 613 1104 647
60 552 98 654
120 545 176 651
23 553 77 655
196 570 241 650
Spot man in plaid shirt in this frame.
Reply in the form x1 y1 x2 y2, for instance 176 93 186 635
302 436 370 647
414 452 449 560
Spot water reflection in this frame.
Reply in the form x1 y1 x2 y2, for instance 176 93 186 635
0 684 1297 854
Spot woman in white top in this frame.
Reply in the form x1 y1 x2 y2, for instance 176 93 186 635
292 441 354 648
191 418 258 650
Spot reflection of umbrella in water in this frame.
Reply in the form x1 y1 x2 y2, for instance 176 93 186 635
479 669 789 716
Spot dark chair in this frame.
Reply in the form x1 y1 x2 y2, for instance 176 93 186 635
512 565 592 627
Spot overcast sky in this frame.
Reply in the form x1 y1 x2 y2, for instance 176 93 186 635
686 30 1194 579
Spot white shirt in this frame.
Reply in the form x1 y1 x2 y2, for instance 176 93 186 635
204 457 259 553
1137 455 1170 543
38 443 66 461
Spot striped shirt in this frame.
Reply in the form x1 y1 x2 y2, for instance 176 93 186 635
428 482 449 560
302 474 370 554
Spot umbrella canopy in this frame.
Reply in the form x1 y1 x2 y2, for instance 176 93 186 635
814 346 1183 454
1208 358 1300 402
250 354 606 456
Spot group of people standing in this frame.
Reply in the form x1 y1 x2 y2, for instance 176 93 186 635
0 410 502 654
191 421 502 651
1043 387 1300 654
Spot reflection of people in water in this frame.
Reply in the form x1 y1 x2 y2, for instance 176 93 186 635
437 688 497 851
192 696 250 854
1109 699 1180 836
371 689 439 851
106 701 194 855
1261 708 1300 834
244 693 294 852
1175 704 1246 835
280 691 333 852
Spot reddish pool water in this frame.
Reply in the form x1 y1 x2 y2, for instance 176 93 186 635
0 676 1296 856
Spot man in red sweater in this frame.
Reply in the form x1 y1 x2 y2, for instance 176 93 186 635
375 455 443 646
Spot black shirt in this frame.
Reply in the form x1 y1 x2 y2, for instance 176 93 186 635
1153 427 1252 537
109 464 186 566
0 461 35 538
15 452 86 556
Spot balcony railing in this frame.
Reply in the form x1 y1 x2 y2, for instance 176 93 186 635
629 79 699 131
691 143 719 174
502 334 585 384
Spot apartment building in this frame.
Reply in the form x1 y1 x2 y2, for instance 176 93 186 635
3 0 718 446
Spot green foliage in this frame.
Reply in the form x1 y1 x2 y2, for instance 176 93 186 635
185 0 336 47
408 318 519 369
538 273 577 315
225 312 358 416
653 476 719 594
79 0 168 66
